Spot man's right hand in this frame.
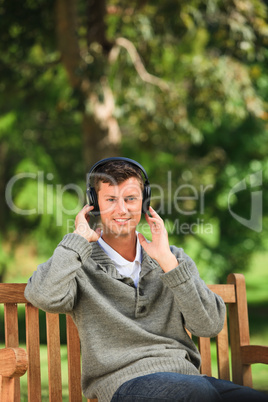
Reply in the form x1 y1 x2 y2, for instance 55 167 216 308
73 205 102 242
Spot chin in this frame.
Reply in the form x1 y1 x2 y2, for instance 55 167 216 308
105 225 136 238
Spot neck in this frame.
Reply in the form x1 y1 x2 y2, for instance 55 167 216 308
102 231 137 261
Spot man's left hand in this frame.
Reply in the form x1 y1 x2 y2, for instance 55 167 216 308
138 207 178 273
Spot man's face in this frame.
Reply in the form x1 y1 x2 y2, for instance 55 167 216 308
98 178 143 237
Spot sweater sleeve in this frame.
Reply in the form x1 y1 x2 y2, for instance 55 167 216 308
24 233 92 313
161 246 226 338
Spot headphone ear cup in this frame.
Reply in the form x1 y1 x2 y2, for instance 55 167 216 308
142 185 151 214
87 187 100 215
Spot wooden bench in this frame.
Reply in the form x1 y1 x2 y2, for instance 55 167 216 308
0 273 267 401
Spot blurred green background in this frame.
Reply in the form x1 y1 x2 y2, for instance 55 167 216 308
0 0 268 395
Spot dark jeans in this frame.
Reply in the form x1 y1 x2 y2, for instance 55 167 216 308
111 372 268 402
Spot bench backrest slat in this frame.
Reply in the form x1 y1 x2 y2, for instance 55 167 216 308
46 313 63 401
216 314 230 381
198 337 212 376
4 303 20 401
66 314 83 402
25 303 42 402
227 273 253 387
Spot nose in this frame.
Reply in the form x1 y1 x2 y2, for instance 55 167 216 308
117 197 127 214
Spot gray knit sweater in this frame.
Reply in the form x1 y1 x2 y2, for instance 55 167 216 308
24 233 226 402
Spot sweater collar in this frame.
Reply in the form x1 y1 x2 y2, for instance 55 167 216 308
91 241 159 279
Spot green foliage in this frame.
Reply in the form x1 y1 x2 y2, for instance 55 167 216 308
0 10 84 265
1 0 268 281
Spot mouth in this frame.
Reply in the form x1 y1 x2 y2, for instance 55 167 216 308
113 218 131 224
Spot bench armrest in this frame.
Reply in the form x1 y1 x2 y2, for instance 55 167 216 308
0 347 28 378
241 345 268 365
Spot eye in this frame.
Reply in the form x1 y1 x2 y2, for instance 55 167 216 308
125 196 137 202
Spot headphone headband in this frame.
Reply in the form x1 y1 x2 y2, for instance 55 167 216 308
88 157 150 186
87 157 151 214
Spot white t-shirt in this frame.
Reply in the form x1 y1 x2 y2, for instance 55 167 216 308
97 233 142 287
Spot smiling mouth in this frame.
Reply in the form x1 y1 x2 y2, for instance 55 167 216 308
113 218 130 223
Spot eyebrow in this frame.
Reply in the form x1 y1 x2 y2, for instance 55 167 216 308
104 193 140 198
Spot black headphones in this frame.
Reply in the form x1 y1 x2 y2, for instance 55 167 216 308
87 157 151 215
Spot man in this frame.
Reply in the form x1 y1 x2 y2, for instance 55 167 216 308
25 158 267 402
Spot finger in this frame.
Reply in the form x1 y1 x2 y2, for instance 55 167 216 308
79 205 94 216
148 206 162 221
145 215 158 234
138 233 149 250
76 205 93 225
83 205 94 220
145 215 162 229
144 213 151 224
83 204 94 211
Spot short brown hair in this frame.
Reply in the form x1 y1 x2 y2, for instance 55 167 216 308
93 160 144 193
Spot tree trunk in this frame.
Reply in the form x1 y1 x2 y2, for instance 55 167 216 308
55 0 121 171
82 113 120 169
